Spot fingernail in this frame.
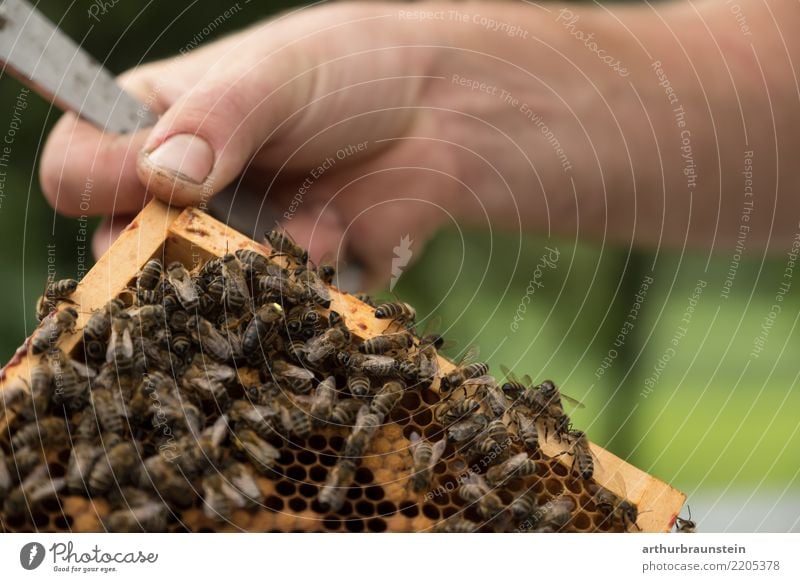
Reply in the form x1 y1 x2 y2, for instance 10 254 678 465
145 134 214 184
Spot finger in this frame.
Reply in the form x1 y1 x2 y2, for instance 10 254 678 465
40 114 152 217
136 41 308 208
92 213 137 259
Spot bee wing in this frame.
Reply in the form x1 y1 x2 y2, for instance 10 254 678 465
70 359 97 379
408 430 422 452
561 392 586 409
456 345 480 366
275 363 315 381
363 354 396 365
429 437 447 468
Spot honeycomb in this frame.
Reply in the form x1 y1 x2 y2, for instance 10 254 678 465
0 201 684 533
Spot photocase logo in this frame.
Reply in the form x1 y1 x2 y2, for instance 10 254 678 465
390 235 413 291
20 542 46 570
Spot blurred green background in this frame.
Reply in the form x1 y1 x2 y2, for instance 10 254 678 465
0 1 797 531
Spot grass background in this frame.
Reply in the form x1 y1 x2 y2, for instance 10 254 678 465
0 1 797 529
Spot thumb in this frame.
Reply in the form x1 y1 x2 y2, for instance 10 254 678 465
135 49 306 207
135 80 262 207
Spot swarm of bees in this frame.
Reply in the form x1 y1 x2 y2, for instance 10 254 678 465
0 230 653 533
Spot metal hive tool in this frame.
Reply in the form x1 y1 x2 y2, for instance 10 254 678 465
0 200 686 533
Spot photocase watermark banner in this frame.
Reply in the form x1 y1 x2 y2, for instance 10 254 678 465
0 534 796 579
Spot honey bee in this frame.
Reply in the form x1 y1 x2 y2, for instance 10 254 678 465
435 397 481 426
318 458 356 512
264 228 309 265
220 253 251 310
36 278 79 321
408 431 447 493
11 416 68 449
486 452 539 486
267 359 315 394
256 274 308 304
374 301 416 327
138 455 194 508
90 388 126 435
532 497 574 532
49 349 94 407
187 315 235 362
279 404 312 439
343 405 381 458
106 311 134 369
353 293 376 307
66 441 102 493
675 506 696 533
592 484 640 531
508 491 537 522
329 398 364 427
233 428 280 473
370 379 404 420
432 518 476 533
463 375 508 418
105 502 169 532
358 331 414 355
459 473 503 519
3 463 66 518
346 374 371 398
305 325 350 365
339 352 397 377
0 449 13 500
519 379 583 434
83 299 124 360
484 418 510 444
512 410 540 454
166 261 199 309
88 441 141 495
202 472 249 521
228 399 280 439
31 307 78 354
137 259 163 291
309 376 338 425
446 412 488 443
293 265 332 308
242 302 284 362
564 429 594 480
235 249 286 278
439 347 489 394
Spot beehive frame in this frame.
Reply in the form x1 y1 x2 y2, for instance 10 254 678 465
0 199 685 532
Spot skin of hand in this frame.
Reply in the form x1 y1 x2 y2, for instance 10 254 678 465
39 1 800 289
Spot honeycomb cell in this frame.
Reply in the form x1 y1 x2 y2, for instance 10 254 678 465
328 436 345 451
297 450 317 465
441 506 457 519
400 392 421 410
375 501 397 517
41 497 62 513
422 424 444 440
288 497 308 512
276 481 296 496
572 512 591 531
354 467 374 485
413 409 432 426
422 504 440 520
355 500 375 516
298 483 317 498
264 496 285 511
310 499 326 514
318 453 337 467
286 465 307 481
565 478 582 495
52 514 72 531
544 478 564 497
322 515 341 530
32 511 49 528
551 462 569 477
367 518 387 532
278 450 295 465
420 389 439 405
399 500 419 518
346 487 363 500
307 435 327 450
309 466 328 482
365 485 385 501
344 518 365 532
